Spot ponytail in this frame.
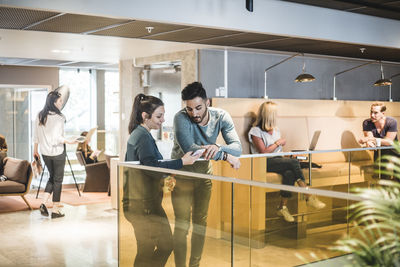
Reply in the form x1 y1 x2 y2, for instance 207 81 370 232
128 94 164 134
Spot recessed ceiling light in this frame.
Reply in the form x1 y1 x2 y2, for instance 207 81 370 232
145 26 154 33
51 49 70 54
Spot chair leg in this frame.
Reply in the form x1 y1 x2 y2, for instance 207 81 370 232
21 195 33 210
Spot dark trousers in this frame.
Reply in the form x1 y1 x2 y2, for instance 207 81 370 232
172 178 212 267
124 203 173 267
374 149 400 180
42 152 66 202
267 156 305 198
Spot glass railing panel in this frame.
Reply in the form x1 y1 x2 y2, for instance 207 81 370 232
117 151 376 267
255 187 352 266
118 164 233 267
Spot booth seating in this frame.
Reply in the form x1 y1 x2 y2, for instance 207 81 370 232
76 151 110 192
0 157 33 209
208 98 400 247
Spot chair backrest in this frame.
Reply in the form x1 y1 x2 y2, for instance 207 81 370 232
104 154 118 169
76 151 86 166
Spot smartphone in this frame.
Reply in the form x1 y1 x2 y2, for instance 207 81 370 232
192 148 205 157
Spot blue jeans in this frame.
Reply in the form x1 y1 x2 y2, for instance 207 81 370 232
267 156 305 198
172 177 212 267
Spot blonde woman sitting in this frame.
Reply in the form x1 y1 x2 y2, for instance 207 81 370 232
248 101 325 222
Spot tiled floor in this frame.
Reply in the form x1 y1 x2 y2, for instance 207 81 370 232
0 202 117 267
0 198 347 267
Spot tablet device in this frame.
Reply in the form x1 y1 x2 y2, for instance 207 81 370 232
75 136 86 143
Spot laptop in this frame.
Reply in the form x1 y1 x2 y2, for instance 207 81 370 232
292 130 322 168
292 130 321 152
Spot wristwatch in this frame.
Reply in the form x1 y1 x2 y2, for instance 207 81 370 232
215 143 221 151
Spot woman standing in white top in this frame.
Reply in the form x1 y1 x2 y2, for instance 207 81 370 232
33 91 76 219
248 101 325 222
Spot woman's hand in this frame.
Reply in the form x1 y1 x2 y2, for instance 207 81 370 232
33 151 40 160
181 151 201 165
164 175 176 192
275 138 286 146
65 139 79 145
33 143 39 160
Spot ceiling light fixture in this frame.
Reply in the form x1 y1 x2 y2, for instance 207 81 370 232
295 55 315 82
387 72 400 102
264 53 315 99
246 0 253 12
333 60 378 101
374 62 392 86
51 49 70 54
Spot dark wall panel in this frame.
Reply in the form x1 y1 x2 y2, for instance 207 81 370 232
199 49 400 102
198 49 224 98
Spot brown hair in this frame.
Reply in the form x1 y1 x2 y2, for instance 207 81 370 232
371 102 386 112
0 134 7 151
128 94 164 134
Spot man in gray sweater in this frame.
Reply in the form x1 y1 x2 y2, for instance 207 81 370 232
171 82 242 267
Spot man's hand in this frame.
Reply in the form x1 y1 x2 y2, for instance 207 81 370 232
202 144 220 160
359 136 376 147
226 154 241 170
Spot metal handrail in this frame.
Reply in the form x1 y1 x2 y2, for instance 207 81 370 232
118 145 385 202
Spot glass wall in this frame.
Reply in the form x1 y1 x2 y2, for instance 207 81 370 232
117 148 381 266
105 70 119 155
59 68 96 184
0 87 48 161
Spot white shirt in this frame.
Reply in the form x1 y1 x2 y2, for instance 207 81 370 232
248 126 282 154
33 112 66 156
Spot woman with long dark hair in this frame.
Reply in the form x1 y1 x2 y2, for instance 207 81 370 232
124 93 199 267
33 91 76 219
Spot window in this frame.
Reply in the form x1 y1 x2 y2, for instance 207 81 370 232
105 70 119 155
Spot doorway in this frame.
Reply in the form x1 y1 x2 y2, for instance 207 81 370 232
0 86 48 161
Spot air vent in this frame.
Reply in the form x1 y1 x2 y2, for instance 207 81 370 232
28 13 128 33
0 6 59 29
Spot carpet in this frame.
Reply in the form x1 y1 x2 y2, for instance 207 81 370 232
0 189 110 213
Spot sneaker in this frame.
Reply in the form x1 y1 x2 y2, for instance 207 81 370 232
51 211 65 219
39 204 49 217
277 206 295 222
307 196 326 210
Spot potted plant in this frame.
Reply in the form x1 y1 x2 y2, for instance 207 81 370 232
333 142 400 266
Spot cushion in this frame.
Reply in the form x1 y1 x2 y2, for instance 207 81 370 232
3 157 30 184
0 180 26 193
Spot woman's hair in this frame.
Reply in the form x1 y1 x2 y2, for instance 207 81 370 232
0 134 7 151
80 131 88 137
128 94 164 134
253 101 277 132
38 91 63 126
